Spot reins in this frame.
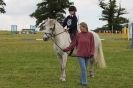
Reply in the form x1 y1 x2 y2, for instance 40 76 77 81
45 32 78 57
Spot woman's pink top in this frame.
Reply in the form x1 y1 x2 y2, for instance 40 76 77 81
64 32 95 57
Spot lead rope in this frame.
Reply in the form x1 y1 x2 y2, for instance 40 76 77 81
45 33 78 57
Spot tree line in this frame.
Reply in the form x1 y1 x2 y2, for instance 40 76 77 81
0 0 6 13
98 0 128 32
0 0 129 31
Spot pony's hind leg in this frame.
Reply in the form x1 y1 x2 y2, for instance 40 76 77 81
89 58 95 78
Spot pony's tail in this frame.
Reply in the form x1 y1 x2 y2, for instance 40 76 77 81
96 42 106 68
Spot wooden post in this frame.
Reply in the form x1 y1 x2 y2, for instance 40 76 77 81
131 23 133 48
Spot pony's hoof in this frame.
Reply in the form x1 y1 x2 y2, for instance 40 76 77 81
90 74 95 78
59 78 66 82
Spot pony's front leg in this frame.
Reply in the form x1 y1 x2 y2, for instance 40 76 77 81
60 53 68 81
57 52 68 81
56 53 64 81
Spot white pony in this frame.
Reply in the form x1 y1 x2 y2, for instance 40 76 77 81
41 18 106 81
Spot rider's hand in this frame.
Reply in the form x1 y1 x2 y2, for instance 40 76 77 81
64 29 68 32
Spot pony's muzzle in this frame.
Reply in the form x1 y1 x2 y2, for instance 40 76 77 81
43 33 50 41
43 37 49 41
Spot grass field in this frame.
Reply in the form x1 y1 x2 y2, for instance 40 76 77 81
0 31 133 88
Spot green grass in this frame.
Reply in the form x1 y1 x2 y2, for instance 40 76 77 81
0 31 133 88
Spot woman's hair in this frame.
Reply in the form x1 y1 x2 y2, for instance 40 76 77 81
80 22 88 30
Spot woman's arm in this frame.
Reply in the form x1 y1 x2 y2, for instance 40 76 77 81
63 36 78 52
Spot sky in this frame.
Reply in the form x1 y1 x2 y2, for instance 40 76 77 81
0 0 133 31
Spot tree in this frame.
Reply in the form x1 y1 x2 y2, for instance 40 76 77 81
114 4 129 30
0 0 6 13
31 0 73 26
99 0 128 31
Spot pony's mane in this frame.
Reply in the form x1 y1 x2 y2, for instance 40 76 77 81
40 18 64 31
50 19 64 30
49 19 55 25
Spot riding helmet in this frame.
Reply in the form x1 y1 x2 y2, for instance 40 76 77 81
69 6 77 12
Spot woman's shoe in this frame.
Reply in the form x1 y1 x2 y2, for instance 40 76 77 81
81 84 88 88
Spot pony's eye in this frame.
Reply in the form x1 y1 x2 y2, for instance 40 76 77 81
50 28 53 30
44 27 46 30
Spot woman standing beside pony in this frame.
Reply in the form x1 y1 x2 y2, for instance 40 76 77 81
63 22 94 87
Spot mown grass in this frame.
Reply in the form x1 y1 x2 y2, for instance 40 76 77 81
0 31 133 88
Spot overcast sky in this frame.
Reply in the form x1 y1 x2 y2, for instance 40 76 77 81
0 0 133 31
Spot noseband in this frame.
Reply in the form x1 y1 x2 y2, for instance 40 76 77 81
45 23 66 38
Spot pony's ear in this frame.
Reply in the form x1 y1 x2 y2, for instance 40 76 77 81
53 18 57 24
47 17 50 21
42 19 47 23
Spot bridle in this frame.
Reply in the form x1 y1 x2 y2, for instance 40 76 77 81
44 23 76 57
43 21 79 57
44 23 66 38
44 23 67 51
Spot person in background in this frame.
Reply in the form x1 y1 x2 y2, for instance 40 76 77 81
63 6 78 41
63 22 95 87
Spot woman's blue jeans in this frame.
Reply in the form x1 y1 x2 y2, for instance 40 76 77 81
78 57 89 85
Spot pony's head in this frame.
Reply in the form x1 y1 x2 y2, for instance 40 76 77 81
40 18 56 41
